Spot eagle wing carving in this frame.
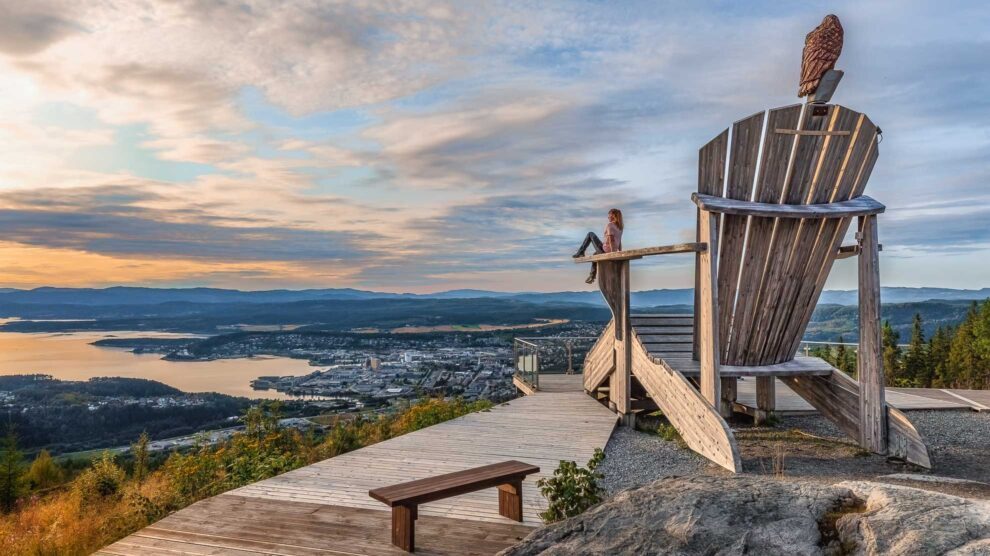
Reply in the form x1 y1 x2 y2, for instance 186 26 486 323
799 15 843 97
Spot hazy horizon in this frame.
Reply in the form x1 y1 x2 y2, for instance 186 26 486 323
2 2 988 293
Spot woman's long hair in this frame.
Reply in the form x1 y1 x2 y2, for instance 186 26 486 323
608 208 624 230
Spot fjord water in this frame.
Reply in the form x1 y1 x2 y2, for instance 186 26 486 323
0 331 316 399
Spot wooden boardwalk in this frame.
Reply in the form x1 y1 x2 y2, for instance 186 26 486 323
98 383 617 555
735 378 973 413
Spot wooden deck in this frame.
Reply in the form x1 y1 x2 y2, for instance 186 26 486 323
734 378 971 414
98 387 617 555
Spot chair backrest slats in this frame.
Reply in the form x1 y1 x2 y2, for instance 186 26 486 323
761 107 862 362
698 103 881 366
694 129 728 355
720 104 800 364
781 120 879 359
717 111 765 359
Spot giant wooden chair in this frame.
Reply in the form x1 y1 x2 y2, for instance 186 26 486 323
576 102 931 472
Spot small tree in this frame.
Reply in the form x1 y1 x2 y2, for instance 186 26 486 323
74 451 126 508
537 448 605 523
834 337 855 376
27 449 64 490
131 432 151 483
0 426 27 513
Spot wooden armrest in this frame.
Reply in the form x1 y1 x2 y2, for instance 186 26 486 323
692 193 885 218
836 243 883 260
572 243 706 263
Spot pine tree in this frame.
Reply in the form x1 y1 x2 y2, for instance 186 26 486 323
948 302 981 389
929 325 953 387
903 313 929 387
970 298 990 389
26 449 63 490
834 337 854 375
132 431 150 483
0 426 27 513
881 320 902 386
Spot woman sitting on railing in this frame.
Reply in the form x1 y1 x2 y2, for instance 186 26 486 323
572 208 623 284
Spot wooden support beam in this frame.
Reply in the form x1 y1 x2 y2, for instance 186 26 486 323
612 261 633 425
755 376 776 425
836 243 883 260
572 242 705 263
857 214 887 453
392 504 416 552
497 481 523 522
697 209 721 407
719 377 737 418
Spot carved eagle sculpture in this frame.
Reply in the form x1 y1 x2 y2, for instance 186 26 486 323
799 14 843 97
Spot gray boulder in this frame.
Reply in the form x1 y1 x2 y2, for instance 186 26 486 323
836 481 990 555
501 476 859 555
501 476 990 556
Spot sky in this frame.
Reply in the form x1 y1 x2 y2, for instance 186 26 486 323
0 0 988 293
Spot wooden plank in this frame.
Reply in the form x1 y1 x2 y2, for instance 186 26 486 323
887 406 933 467
630 331 742 472
658 356 835 377
762 106 860 361
774 128 850 136
597 261 624 341
637 334 693 343
784 115 880 357
696 129 729 360
369 461 539 507
780 372 862 440
745 103 832 364
725 104 802 364
720 377 738 418
717 111 765 363
697 209 721 406
512 375 537 396
857 214 887 453
99 496 536 556
692 193 884 219
642 343 694 353
611 261 633 423
755 376 775 425
582 320 615 391
572 242 705 263
630 326 693 334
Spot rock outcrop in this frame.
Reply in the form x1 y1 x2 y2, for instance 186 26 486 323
836 481 990 555
501 476 990 556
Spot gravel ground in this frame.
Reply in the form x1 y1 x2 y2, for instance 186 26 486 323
598 410 990 498
597 427 716 496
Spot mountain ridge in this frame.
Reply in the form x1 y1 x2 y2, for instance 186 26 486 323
0 286 987 307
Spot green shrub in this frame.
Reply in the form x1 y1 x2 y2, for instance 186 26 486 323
537 448 605 523
74 452 126 507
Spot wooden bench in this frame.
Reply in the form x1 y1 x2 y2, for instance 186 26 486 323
368 460 540 552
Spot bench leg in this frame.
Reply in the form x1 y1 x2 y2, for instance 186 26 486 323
498 480 523 522
392 504 417 552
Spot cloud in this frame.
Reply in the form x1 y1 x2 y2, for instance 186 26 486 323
0 3 80 55
0 185 381 263
1 1 989 290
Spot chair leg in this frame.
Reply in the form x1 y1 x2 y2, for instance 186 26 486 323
498 480 524 522
755 376 776 425
720 377 737 418
392 504 416 552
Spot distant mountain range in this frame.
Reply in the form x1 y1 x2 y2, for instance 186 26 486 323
0 286 987 307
